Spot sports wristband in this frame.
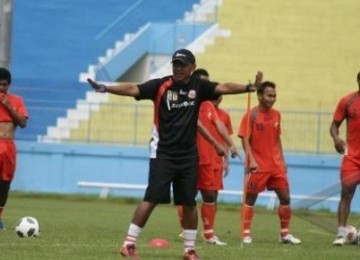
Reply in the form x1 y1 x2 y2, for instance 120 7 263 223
245 83 253 92
99 84 108 93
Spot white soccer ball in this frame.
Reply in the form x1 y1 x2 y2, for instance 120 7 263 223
345 225 357 244
15 216 40 238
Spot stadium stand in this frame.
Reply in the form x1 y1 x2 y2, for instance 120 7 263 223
16 0 360 154
194 0 360 153
10 0 202 140
40 0 226 143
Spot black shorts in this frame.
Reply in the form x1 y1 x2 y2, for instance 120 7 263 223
144 157 198 205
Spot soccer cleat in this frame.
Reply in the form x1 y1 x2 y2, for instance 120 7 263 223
204 235 227 245
280 234 301 245
183 249 200 260
119 244 138 259
242 235 253 244
0 219 4 230
332 236 345 246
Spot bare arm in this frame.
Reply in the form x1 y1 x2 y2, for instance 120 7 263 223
87 78 139 97
198 120 226 156
214 119 238 157
240 137 258 172
0 95 27 128
278 138 287 169
330 120 346 154
214 71 263 95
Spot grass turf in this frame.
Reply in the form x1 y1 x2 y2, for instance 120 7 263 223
0 192 359 259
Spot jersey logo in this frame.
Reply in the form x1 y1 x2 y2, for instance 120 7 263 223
188 90 196 99
179 89 187 95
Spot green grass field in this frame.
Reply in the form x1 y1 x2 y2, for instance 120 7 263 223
0 193 359 259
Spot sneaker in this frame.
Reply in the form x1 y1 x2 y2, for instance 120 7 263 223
119 244 138 259
183 249 200 260
280 234 301 245
242 236 252 244
332 236 345 246
0 219 4 230
204 235 227 246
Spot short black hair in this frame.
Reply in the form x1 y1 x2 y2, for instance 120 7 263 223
257 81 276 94
192 68 209 79
0 67 11 84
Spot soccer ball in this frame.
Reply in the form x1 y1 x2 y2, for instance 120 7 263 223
15 216 40 238
344 225 358 244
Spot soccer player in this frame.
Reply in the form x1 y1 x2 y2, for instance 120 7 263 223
330 71 360 246
87 48 263 259
177 68 237 246
238 81 301 245
0 68 29 229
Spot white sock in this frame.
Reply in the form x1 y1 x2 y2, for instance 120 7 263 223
337 226 346 237
183 229 197 253
123 223 142 246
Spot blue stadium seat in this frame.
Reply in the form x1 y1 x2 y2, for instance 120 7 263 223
11 0 200 140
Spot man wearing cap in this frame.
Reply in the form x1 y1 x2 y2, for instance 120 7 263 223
87 49 263 260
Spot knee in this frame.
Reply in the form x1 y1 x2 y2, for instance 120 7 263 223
279 196 290 205
0 181 10 193
341 187 355 201
201 191 216 203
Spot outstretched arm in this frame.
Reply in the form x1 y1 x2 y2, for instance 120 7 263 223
214 71 263 95
330 120 346 154
87 78 139 97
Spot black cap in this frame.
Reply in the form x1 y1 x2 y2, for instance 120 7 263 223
171 49 195 65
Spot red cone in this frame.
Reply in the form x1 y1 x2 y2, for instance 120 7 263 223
149 238 170 248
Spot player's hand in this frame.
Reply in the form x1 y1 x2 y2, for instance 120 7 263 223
223 163 229 178
229 145 239 158
214 143 226 156
0 93 10 108
247 158 258 172
333 137 346 154
253 71 263 88
244 71 263 92
87 78 107 93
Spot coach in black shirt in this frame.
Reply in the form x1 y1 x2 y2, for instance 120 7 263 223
87 48 262 260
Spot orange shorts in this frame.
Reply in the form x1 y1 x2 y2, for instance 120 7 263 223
340 156 360 186
245 170 289 194
197 164 223 191
0 140 16 181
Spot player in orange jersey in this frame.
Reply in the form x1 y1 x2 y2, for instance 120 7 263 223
331 71 360 246
178 69 237 245
238 81 301 245
0 68 28 230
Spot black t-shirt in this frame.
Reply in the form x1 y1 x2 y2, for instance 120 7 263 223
137 75 218 159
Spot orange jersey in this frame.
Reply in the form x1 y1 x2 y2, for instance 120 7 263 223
238 106 286 172
333 92 360 159
197 101 220 166
0 93 28 122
